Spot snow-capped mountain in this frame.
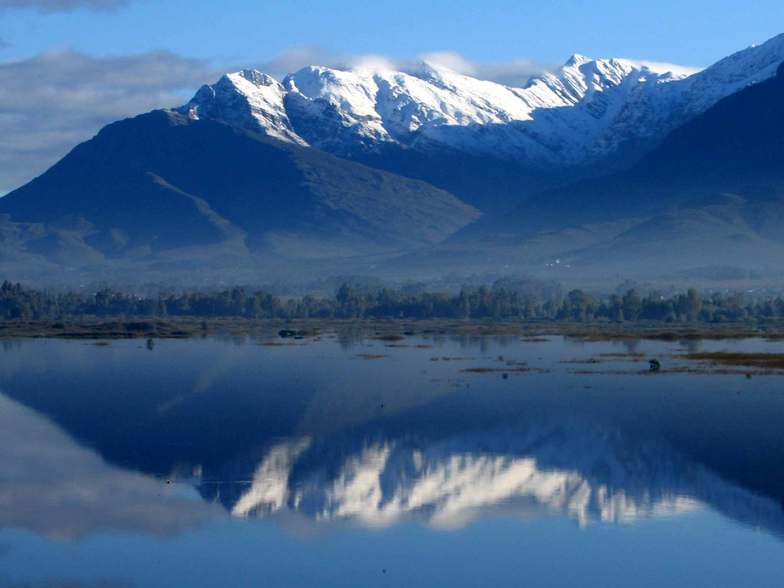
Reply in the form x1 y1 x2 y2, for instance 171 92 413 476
181 56 688 163
183 69 305 145
180 33 784 167
3 34 784 280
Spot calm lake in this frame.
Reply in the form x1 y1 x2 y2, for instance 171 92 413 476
1 333 783 587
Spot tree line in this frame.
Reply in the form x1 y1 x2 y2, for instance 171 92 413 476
2 279 784 323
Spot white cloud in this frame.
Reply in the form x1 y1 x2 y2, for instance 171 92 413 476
253 46 555 86
252 47 404 78
347 53 398 73
0 49 215 193
253 46 342 79
419 51 478 74
472 58 561 87
622 59 703 77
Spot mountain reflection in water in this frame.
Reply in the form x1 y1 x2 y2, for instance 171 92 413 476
1 335 783 542
203 422 783 536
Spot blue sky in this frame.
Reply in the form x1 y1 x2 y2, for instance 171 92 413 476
0 0 782 193
3 0 784 67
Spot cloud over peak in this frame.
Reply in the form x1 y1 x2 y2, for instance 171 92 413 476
254 46 556 88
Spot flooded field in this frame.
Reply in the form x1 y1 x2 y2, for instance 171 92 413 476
1 333 783 587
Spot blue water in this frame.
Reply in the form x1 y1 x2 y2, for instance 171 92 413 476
1 334 783 587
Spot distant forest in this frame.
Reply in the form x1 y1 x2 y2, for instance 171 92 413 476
2 279 784 324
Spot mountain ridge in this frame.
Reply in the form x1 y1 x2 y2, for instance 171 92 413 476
512 58 784 229
172 33 784 212
181 33 784 171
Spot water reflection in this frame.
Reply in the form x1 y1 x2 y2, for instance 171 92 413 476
219 427 702 527
1 336 783 543
197 422 784 537
0 395 217 540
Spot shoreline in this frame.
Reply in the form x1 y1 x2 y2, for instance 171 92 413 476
2 317 784 341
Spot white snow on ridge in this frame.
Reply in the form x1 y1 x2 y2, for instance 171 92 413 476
179 33 784 165
622 59 703 78
665 32 784 119
182 69 306 145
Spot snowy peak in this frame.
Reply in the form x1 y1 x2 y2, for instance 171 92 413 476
277 56 669 156
564 53 591 67
283 65 391 149
524 56 651 109
179 68 306 145
181 54 673 157
235 68 278 87
177 33 784 165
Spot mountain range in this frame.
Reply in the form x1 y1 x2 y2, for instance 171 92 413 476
419 58 784 281
1 33 783 285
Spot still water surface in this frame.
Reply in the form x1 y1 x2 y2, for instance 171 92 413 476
1 334 783 587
